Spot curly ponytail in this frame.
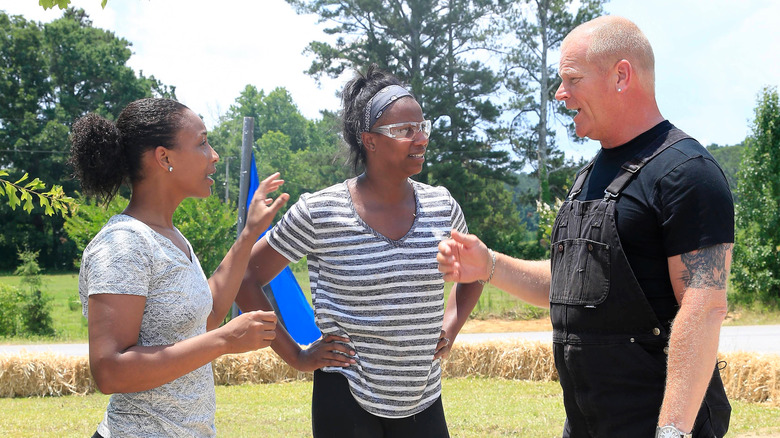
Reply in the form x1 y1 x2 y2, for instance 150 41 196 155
69 98 189 204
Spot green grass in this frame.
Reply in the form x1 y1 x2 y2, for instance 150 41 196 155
0 273 86 343
1 273 779 344
0 378 777 437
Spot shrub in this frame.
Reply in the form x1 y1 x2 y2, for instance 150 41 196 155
12 250 55 337
0 283 24 336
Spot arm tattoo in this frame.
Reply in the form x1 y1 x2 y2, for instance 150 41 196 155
679 243 732 289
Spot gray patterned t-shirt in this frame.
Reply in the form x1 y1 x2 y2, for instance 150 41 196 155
79 214 216 437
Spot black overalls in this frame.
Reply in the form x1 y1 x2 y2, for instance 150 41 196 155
549 128 731 437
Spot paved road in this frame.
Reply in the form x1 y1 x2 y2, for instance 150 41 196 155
2 325 779 356
460 325 780 355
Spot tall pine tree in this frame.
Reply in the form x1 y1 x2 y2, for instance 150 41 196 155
285 0 519 237
498 0 604 203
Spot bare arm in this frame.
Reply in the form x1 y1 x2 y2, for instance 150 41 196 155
88 293 276 394
235 237 354 371
658 243 732 432
435 281 483 359
207 173 288 330
437 229 551 308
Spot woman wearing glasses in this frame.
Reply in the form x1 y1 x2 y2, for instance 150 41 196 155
235 64 483 437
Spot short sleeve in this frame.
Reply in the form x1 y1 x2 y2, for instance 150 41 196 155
266 195 318 262
448 191 468 235
655 156 734 257
80 228 152 317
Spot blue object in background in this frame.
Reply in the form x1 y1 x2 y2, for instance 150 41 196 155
244 153 321 345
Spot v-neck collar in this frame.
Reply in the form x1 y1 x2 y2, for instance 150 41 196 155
117 214 194 263
343 179 420 245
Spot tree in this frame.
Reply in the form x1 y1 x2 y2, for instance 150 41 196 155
209 86 350 211
499 0 604 203
38 0 108 10
706 142 745 195
286 0 520 242
0 171 75 216
14 249 55 336
731 86 780 306
0 9 174 270
64 194 238 276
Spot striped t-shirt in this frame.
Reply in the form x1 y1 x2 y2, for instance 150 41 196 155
267 179 467 418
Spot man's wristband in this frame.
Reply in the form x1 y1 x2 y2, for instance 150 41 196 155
478 249 496 285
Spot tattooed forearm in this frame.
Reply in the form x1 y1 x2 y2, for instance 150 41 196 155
679 243 732 289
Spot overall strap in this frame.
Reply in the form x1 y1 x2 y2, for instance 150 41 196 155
603 128 692 200
567 155 598 200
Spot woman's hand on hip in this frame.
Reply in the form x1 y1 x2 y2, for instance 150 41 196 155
295 334 356 372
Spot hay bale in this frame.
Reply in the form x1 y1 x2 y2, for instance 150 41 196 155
444 340 557 381
212 350 311 386
719 351 780 406
2 341 778 407
0 352 95 397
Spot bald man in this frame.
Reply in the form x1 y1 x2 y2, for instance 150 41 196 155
438 16 732 438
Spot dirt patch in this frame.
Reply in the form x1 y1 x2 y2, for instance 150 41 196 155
461 317 552 333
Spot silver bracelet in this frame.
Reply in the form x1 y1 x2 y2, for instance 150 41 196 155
478 249 496 285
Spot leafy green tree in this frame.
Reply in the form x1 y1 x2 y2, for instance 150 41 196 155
498 0 604 203
62 195 128 266
209 86 350 210
0 9 173 270
63 194 237 276
173 196 237 276
707 142 745 194
731 87 780 305
38 0 108 10
0 171 75 216
285 0 520 242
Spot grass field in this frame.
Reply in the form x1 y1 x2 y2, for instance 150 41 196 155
0 273 548 343
0 378 778 437
0 273 778 343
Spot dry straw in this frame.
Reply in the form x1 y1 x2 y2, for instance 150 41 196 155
0 352 94 397
1 341 778 407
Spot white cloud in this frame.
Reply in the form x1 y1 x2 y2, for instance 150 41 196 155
3 0 778 157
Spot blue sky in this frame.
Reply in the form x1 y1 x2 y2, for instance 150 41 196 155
3 0 778 162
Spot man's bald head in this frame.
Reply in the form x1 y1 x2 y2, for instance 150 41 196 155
565 16 655 92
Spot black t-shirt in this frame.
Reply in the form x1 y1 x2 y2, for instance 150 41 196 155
574 121 734 325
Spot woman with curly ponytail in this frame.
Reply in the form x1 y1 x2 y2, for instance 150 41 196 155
71 98 289 438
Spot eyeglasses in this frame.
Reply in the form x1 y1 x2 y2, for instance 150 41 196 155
371 120 432 141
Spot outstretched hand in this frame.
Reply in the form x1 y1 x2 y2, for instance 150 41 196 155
437 229 490 284
295 334 356 372
244 172 289 238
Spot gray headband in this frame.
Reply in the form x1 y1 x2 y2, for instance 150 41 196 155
362 85 413 134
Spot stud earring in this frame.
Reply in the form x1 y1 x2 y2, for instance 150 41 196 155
617 88 622 92
168 166 173 172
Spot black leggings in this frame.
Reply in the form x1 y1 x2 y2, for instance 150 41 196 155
311 370 450 438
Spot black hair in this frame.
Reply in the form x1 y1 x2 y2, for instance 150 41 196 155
69 98 189 204
340 64 407 174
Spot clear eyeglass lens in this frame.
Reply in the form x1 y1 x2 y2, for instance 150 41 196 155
387 121 431 139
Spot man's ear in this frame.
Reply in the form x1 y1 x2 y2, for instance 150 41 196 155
615 59 632 92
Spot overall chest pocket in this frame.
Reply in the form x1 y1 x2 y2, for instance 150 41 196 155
550 238 610 306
